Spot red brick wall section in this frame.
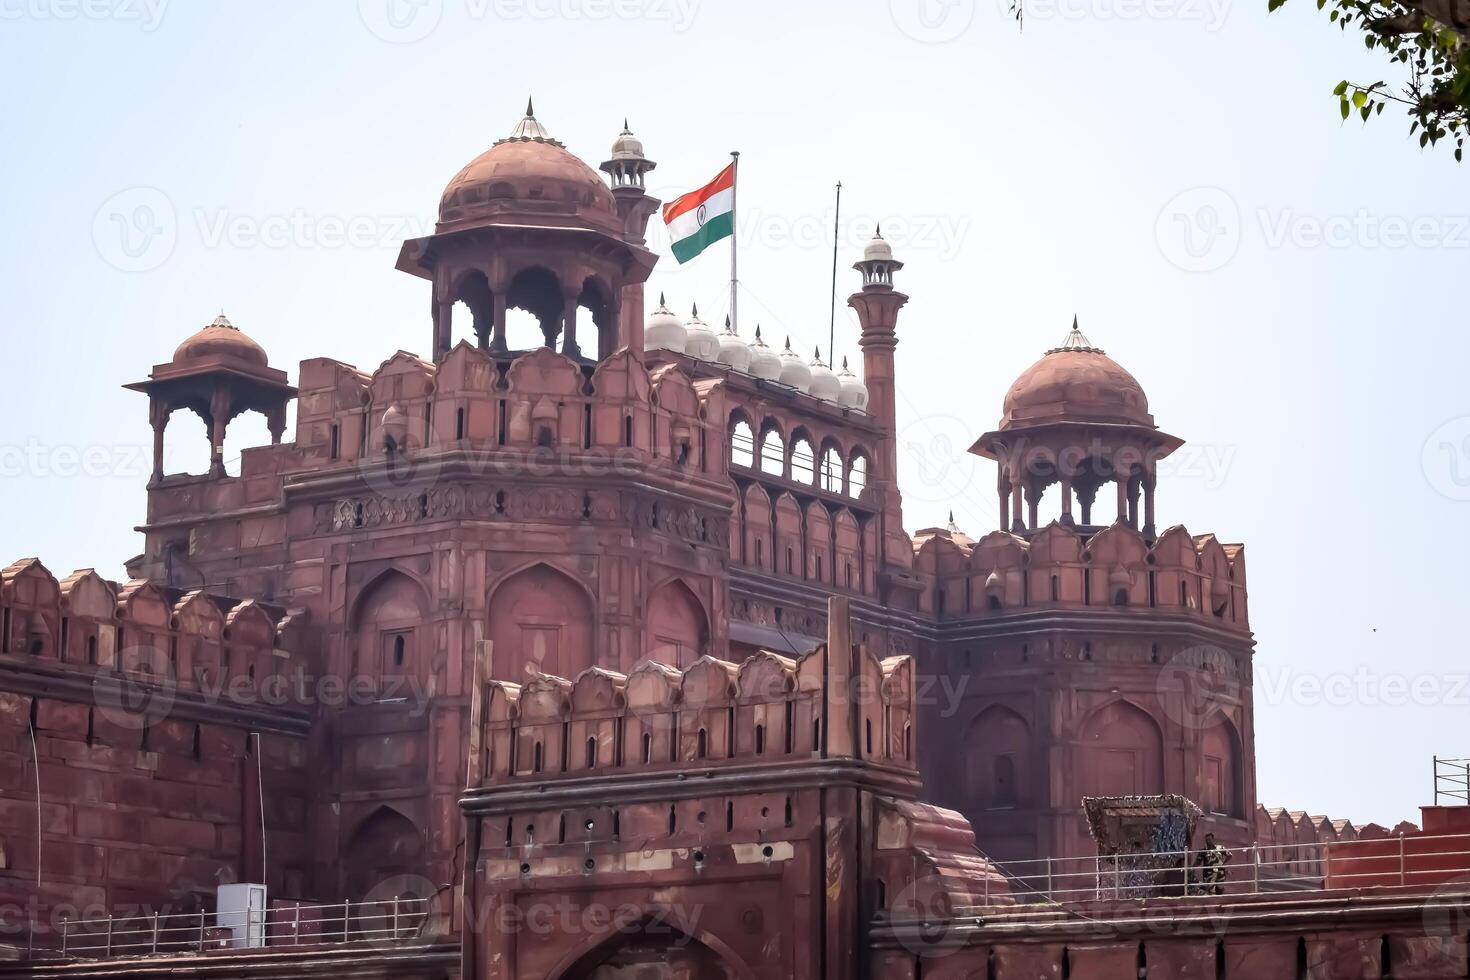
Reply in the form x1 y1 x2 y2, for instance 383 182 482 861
0 691 309 953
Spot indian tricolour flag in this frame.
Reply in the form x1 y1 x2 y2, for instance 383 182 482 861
663 162 735 264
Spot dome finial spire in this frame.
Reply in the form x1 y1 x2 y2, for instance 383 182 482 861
1051 314 1100 353
501 97 559 144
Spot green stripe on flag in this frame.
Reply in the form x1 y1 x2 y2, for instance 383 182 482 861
670 211 734 264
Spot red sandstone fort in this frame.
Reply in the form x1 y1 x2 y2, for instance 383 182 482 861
0 106 1467 978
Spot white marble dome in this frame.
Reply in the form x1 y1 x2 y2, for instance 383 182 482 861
862 228 895 263
837 356 869 411
808 348 841 402
716 316 751 372
645 293 686 352
683 304 720 360
747 325 781 380
777 337 811 392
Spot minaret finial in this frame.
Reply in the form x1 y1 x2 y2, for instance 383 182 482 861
659 291 666 306
526 96 535 117
623 116 630 131
875 222 882 238
1072 313 1079 331
691 301 699 317
755 324 763 341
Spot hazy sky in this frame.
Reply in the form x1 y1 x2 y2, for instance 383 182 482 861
1 0 1466 830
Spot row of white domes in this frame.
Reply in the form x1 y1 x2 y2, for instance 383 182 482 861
644 296 869 411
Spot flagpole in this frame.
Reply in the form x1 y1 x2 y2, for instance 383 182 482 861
828 180 842 361
729 150 740 333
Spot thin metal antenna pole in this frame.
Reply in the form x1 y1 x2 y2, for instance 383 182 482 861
828 181 842 360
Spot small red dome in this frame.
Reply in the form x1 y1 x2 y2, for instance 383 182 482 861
172 314 269 367
439 106 615 228
1000 322 1151 428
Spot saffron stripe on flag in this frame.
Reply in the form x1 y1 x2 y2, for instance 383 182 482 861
662 163 736 223
664 186 735 244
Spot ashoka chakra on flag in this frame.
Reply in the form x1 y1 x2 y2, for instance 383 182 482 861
662 163 735 264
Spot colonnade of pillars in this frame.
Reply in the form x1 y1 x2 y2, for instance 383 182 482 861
434 285 615 362
997 469 1157 538
149 394 287 482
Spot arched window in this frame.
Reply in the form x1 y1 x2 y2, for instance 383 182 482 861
820 447 843 493
967 706 1030 809
994 755 1018 807
848 454 868 497
790 437 816 484
760 428 785 476
730 420 755 468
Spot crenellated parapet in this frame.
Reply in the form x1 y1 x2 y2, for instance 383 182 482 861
0 557 312 730
457 596 1004 979
912 519 1249 629
468 641 917 787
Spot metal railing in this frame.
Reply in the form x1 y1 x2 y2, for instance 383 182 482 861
40 896 432 961
1434 756 1470 805
971 833 1470 908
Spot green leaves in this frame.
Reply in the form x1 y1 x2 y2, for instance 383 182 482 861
1298 0 1468 158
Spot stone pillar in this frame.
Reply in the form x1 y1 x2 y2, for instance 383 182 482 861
1077 481 1098 525
1116 477 1129 525
208 390 230 479
1012 482 1025 533
149 402 168 484
490 293 508 353
618 283 643 357
1143 471 1157 539
267 406 287 446
848 280 910 572
1060 476 1074 526
562 291 581 359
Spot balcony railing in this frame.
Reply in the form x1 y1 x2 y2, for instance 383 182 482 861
966 833 1470 909
27 896 432 962
1434 756 1470 805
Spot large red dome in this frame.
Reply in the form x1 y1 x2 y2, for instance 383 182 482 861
438 105 616 230
999 323 1152 429
172 314 269 368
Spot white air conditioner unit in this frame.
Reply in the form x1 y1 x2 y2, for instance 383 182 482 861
216 883 268 949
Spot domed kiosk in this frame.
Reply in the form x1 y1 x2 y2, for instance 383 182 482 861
396 102 660 361
971 318 1181 537
126 313 295 481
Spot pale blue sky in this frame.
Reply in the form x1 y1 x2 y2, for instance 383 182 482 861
1 0 1466 829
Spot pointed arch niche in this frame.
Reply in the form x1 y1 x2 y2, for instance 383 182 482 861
351 571 428 688
646 578 709 668
487 564 595 680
